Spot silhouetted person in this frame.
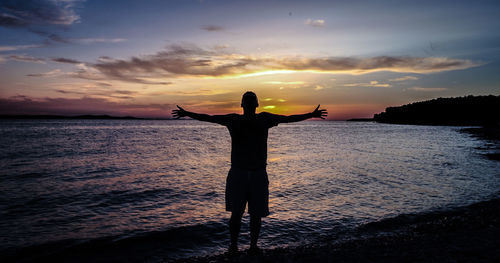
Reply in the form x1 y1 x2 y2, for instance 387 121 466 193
172 91 327 255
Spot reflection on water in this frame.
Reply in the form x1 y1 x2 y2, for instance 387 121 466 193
0 120 499 258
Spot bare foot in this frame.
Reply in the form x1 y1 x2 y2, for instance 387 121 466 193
227 244 238 256
248 245 263 256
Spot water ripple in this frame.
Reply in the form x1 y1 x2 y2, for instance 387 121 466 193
1 120 499 258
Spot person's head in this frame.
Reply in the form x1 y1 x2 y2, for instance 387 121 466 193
241 91 259 110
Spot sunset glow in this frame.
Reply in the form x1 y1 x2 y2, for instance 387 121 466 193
1 0 499 119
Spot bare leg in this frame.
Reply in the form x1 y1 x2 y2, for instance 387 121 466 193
250 214 261 249
229 211 244 251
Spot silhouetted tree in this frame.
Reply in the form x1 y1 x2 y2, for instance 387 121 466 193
374 95 500 126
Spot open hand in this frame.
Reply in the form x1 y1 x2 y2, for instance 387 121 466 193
172 105 187 119
312 104 328 119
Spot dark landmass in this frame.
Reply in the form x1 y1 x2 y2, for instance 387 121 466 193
374 95 500 126
176 197 500 263
346 118 374 122
0 114 169 120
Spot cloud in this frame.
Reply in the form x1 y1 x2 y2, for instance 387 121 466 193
96 56 115 63
305 19 325 27
277 56 478 74
5 54 45 63
96 82 112 87
187 100 236 108
36 32 126 45
68 45 479 84
72 65 173 85
26 69 63 77
0 0 82 28
263 81 305 85
90 44 220 83
46 33 71 43
72 38 126 44
152 88 231 96
406 87 447 92
201 25 224 32
0 13 23 27
25 60 171 85
54 89 86 95
389 76 419 82
0 44 41 52
214 44 230 50
314 85 324 91
30 31 117 46
0 96 173 118
51 57 81 64
344 81 391 88
54 88 137 99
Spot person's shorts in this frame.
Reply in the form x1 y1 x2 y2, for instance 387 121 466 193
225 167 269 217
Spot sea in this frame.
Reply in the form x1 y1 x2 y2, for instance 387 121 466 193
1 119 499 261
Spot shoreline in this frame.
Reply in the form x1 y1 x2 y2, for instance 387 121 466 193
176 196 500 263
4 196 499 263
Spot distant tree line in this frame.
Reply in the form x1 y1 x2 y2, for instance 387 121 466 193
374 95 500 126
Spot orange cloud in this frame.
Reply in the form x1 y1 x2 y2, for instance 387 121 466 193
344 81 391 88
78 45 479 84
406 87 447 92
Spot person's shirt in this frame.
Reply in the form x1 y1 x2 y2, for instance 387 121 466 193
212 112 280 170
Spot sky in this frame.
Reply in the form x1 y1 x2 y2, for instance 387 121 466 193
0 0 499 119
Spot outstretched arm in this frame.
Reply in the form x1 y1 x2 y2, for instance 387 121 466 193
277 104 327 123
171 105 229 124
